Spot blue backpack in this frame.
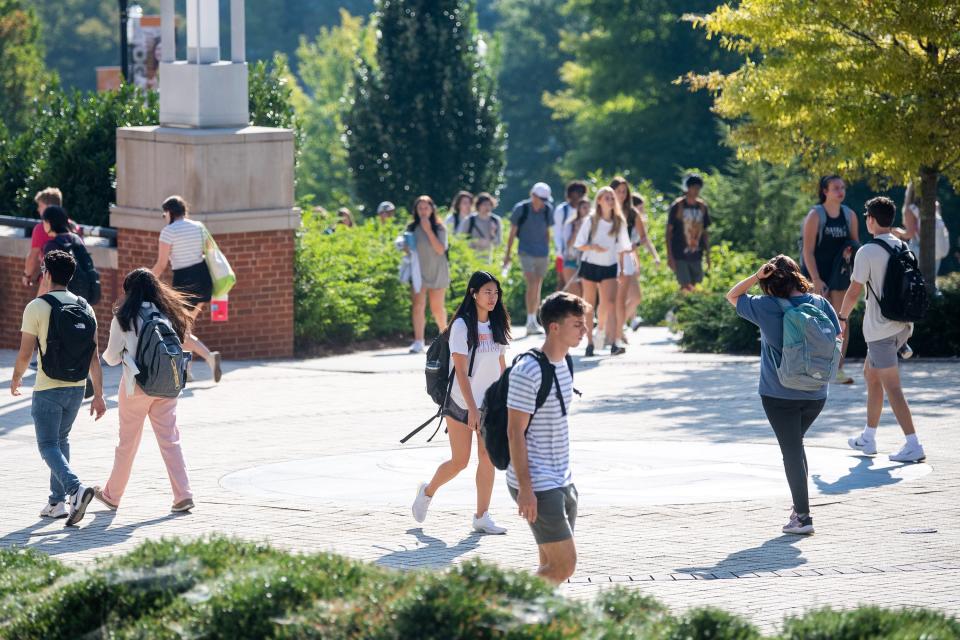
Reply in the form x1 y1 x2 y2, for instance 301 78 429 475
775 297 841 391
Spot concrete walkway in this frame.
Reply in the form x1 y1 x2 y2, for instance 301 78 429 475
1 328 958 632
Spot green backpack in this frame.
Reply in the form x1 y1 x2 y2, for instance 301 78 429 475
775 297 841 391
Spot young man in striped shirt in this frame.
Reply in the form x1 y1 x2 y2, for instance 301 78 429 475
506 291 588 584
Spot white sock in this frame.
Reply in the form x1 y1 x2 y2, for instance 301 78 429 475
905 433 920 447
527 313 536 324
861 426 877 442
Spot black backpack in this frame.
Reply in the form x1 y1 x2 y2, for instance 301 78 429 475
38 294 97 382
481 349 577 471
400 333 476 444
52 235 102 305
866 238 929 323
134 307 191 398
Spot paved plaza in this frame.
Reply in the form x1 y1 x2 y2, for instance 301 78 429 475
1 328 958 632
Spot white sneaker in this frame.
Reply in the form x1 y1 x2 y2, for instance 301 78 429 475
409 341 424 354
847 435 877 456
412 482 432 523
472 511 507 535
630 316 643 331
526 320 543 336
39 502 68 519
889 442 926 463
65 484 94 527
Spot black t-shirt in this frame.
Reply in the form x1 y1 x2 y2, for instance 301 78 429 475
668 198 711 262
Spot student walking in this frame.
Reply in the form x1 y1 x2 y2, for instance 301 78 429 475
22 188 67 294
458 192 502 260
94 268 196 513
151 196 222 383
800 175 860 384
446 190 475 232
11 250 107 527
412 271 511 534
504 182 554 336
726 255 841 535
401 196 450 354
552 181 588 291
839 197 926 463
574 186 630 356
507 291 588 584
612 178 660 336
666 174 711 293
561 199 592 298
40 206 100 304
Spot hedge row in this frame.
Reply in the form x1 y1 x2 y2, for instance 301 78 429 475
675 273 960 357
2 538 958 639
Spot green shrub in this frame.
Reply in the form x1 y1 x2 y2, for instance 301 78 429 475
781 606 960 639
3 537 959 639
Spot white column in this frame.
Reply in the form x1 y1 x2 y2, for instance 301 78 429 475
187 0 220 64
231 0 246 63
161 0 175 62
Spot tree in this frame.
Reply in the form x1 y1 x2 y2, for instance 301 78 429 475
493 0 574 209
686 0 960 291
0 0 54 134
546 0 739 192
294 10 376 208
345 0 505 213
248 53 298 131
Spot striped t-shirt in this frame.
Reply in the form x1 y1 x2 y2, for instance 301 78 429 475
505 353 574 492
159 218 205 270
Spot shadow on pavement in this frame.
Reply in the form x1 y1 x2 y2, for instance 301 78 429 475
674 535 806 577
0 511 188 557
374 528 483 570
812 457 907 495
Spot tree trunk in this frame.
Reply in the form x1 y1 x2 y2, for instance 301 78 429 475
918 167 939 294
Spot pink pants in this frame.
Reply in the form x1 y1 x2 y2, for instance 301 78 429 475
101 379 192 505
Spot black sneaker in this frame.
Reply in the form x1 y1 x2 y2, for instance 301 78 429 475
585 343 594 357
782 513 814 535
65 485 94 527
610 345 626 356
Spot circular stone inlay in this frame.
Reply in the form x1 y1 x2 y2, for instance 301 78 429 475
220 441 931 508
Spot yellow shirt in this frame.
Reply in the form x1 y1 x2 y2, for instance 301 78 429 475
20 290 95 392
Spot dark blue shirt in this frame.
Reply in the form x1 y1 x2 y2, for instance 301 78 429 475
736 294 840 400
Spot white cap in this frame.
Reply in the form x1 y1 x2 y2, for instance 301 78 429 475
531 182 552 200
377 201 395 213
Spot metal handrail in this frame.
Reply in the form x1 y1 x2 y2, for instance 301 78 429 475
0 214 117 246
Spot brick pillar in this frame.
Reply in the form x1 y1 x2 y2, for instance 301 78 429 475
111 125 298 360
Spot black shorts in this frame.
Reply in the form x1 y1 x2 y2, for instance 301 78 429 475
442 396 469 424
578 261 617 283
172 261 213 307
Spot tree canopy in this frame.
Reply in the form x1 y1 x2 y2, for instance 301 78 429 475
686 0 960 285
345 0 505 213
1 0 54 134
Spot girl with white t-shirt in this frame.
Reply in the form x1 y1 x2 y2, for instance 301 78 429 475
574 186 630 356
412 271 511 534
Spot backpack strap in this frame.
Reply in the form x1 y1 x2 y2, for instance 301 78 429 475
813 205 828 245
517 202 530 228
37 294 66 357
468 216 477 237
865 238 901 300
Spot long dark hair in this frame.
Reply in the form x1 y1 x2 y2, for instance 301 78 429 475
447 271 511 349
406 195 443 235
759 255 813 299
42 205 71 234
114 268 192 340
817 175 844 204
610 176 639 233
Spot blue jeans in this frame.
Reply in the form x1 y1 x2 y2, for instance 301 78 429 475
32 386 85 504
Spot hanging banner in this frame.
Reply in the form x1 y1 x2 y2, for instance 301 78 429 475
129 15 162 89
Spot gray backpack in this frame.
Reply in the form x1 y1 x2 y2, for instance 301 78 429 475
134 307 191 398
775 297 841 391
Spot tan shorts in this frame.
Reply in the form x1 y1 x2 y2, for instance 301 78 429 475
519 253 549 278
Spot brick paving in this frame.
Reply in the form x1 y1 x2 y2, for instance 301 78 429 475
1 327 958 633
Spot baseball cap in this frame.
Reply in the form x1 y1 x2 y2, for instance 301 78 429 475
531 182 552 200
377 201 395 214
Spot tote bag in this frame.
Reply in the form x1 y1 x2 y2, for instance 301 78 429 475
201 224 236 298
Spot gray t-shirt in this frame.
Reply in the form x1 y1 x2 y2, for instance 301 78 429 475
736 293 840 400
511 199 552 257
457 213 502 251
414 225 450 289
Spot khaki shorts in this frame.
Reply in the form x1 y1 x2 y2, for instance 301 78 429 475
508 484 578 544
867 327 912 370
519 253 549 278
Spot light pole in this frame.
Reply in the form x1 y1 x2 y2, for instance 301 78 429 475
119 0 129 82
